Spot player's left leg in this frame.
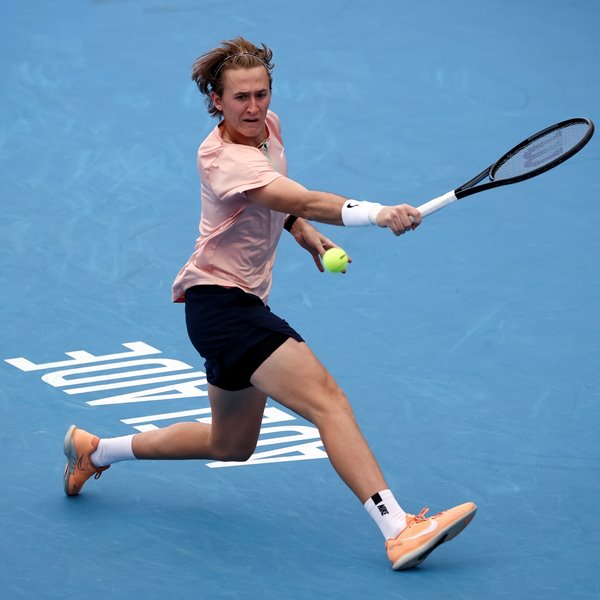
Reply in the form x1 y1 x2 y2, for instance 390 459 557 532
63 384 267 496
131 384 266 461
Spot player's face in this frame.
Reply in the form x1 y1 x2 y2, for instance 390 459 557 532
212 67 271 146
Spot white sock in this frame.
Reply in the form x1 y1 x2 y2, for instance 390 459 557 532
91 435 136 467
364 489 407 540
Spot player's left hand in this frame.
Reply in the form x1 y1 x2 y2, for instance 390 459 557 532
288 218 351 272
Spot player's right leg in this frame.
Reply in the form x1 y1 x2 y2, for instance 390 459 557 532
250 337 477 570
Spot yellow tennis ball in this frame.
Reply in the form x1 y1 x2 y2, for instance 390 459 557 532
323 247 349 273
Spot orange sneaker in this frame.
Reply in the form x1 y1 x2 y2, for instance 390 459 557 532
386 502 477 570
63 425 109 496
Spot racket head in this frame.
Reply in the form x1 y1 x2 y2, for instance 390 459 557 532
489 117 594 184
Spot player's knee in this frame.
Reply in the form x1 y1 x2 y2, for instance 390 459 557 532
309 376 354 424
212 443 256 463
329 390 354 419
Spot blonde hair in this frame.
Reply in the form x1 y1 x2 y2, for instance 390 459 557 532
191 36 274 118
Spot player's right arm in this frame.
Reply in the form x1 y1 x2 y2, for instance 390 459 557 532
246 176 421 235
246 176 345 224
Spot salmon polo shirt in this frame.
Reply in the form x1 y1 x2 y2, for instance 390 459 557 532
172 110 288 304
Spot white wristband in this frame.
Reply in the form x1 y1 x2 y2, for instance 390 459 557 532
341 199 383 226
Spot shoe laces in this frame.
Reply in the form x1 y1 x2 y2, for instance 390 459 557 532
411 507 430 523
411 506 448 524
76 455 108 479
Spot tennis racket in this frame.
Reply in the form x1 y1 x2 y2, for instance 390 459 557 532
416 117 594 218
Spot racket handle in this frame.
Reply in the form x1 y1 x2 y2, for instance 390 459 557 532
417 190 458 218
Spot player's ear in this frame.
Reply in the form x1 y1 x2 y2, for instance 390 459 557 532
211 91 223 112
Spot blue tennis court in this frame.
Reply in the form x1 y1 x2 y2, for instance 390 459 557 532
1 1 599 598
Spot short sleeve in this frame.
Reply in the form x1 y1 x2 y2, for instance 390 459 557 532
204 146 281 201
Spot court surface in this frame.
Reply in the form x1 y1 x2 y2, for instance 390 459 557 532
1 1 599 598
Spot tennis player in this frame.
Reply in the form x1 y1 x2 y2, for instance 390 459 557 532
63 36 476 570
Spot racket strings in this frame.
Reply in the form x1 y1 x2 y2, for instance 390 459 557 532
491 121 592 181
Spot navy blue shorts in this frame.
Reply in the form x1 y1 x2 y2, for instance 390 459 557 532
184 285 304 391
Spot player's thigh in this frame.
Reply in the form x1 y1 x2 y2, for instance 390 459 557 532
250 338 351 424
208 384 267 454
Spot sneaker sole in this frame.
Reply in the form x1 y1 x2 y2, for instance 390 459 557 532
63 424 78 496
392 505 477 571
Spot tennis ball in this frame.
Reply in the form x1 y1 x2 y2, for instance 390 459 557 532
323 247 349 273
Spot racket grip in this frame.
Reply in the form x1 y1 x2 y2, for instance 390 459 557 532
417 190 458 218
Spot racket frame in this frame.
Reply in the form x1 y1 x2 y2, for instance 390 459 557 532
417 117 595 218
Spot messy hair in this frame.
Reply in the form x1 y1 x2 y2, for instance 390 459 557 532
191 36 274 118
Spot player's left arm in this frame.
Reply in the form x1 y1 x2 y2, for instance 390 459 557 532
285 217 349 273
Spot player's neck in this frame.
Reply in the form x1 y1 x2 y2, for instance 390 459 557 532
219 121 267 148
